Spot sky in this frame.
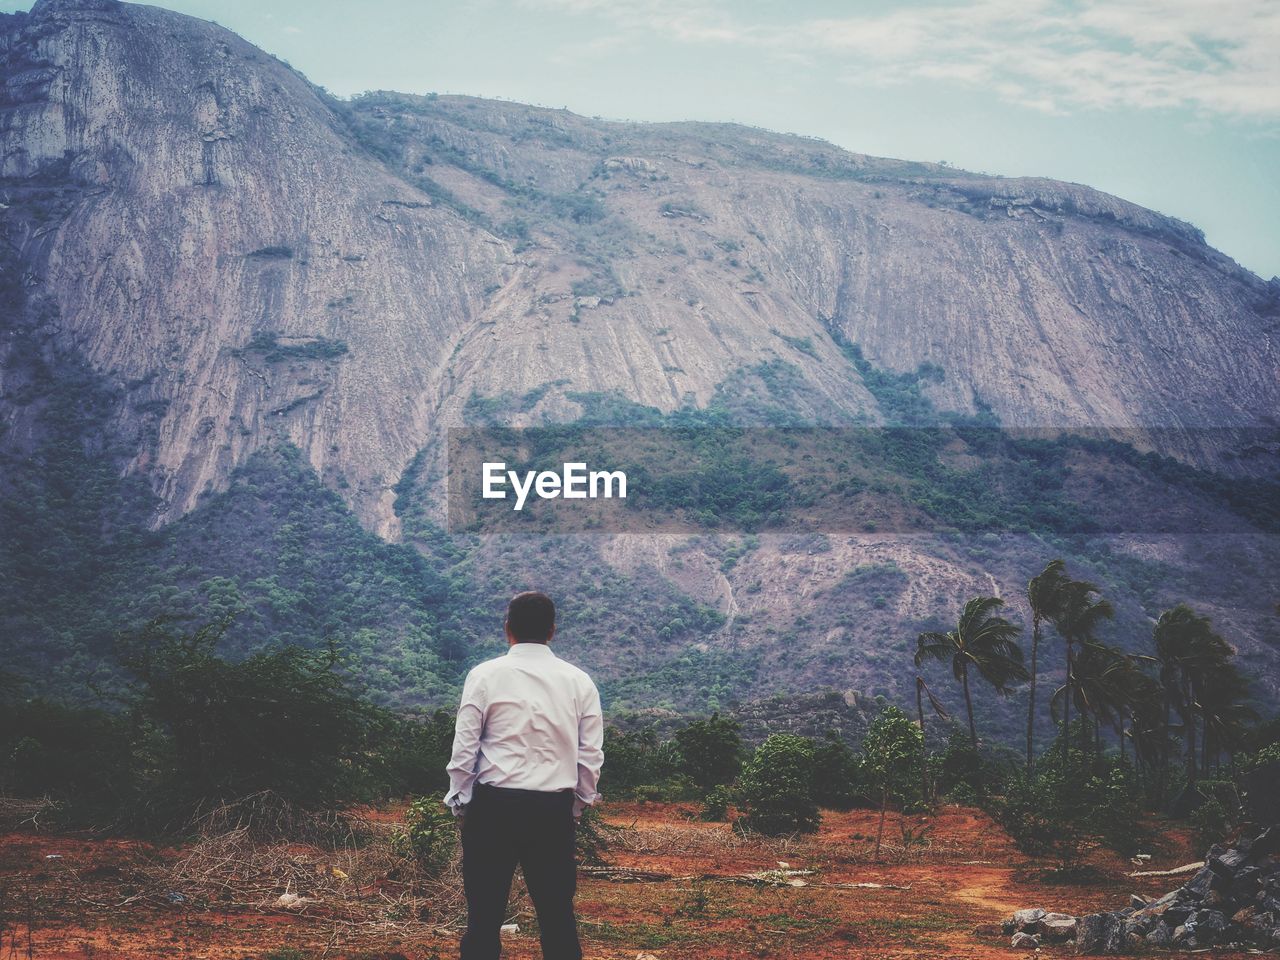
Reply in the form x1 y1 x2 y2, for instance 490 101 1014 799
6 0 1279 278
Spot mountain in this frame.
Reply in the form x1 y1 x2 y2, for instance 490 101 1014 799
2 0 1277 730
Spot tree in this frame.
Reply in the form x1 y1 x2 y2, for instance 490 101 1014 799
1051 578 1114 761
674 713 743 795
812 732 860 809
916 596 1027 748
1153 605 1242 790
913 674 950 801
1026 559 1070 767
1051 640 1143 754
602 727 680 796
738 734 819 836
996 746 1143 869
861 706 925 859
1197 662 1255 775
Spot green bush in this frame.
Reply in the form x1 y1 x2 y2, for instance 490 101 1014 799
1190 780 1241 850
700 784 733 822
1190 797 1230 852
738 734 819 836
2 620 445 831
575 805 618 865
601 726 682 798
392 797 458 877
0 696 143 826
992 747 1143 868
934 729 997 804
675 713 743 796
119 620 391 822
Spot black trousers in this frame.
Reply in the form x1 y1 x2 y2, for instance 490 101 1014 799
460 781 582 960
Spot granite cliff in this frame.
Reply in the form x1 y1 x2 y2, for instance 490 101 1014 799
2 0 1277 719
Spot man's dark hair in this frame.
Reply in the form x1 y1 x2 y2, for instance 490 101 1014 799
506 591 556 643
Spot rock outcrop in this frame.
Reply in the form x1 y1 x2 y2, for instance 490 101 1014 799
3 0 1277 533
1003 825 1280 954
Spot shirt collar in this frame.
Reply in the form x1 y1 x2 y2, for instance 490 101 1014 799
507 642 555 658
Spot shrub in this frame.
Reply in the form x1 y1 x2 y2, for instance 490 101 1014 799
1191 797 1230 852
700 784 732 822
601 726 682 798
0 696 142 826
118 619 391 823
1190 780 1241 851
392 797 458 877
575 805 618 865
992 747 1143 869
738 734 819 836
934 729 996 804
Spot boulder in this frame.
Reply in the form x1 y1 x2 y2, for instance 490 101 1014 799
1037 913 1077 941
1011 907 1046 929
1006 826 1280 954
1182 864 1220 900
1194 908 1229 941
1231 865 1262 899
1076 911 1126 954
1010 931 1040 949
1144 921 1173 947
1210 847 1247 876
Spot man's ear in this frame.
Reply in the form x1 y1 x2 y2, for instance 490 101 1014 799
547 624 556 644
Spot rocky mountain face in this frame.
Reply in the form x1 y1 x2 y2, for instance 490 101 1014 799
2 0 1277 721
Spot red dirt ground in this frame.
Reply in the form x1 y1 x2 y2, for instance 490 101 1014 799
0 803 1257 959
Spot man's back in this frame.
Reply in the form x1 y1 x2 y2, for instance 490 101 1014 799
446 643 603 809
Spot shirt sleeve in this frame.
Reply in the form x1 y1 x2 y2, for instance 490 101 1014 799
573 678 605 818
443 669 486 814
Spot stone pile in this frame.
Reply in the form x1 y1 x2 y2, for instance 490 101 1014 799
1002 824 1280 953
1001 907 1078 949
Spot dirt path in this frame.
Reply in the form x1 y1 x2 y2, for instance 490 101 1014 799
949 865 1024 916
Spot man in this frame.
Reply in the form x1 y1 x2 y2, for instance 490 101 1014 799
445 591 604 960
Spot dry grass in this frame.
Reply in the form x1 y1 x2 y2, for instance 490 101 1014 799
19 793 535 952
0 796 58 832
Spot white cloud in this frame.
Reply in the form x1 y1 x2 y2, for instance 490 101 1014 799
527 0 1280 120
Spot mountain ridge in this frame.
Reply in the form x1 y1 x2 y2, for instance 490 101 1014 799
2 0 1277 726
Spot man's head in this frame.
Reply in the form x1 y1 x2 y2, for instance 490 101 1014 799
505 591 556 644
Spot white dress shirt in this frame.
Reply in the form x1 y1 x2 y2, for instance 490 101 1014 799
444 642 604 818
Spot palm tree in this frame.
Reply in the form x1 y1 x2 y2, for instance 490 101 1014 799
1051 578 1114 761
1197 663 1254 775
1026 559 1070 767
914 674 950 801
1125 670 1165 788
916 596 1027 748
1153 604 1233 789
1051 640 1145 754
